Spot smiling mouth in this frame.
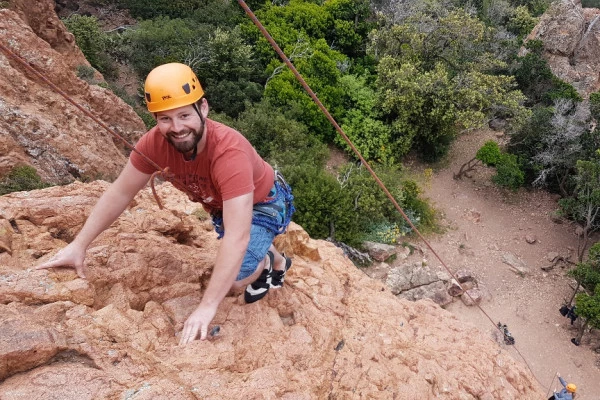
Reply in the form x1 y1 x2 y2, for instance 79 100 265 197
170 131 192 140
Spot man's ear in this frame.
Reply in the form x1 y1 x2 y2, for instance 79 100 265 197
200 97 209 118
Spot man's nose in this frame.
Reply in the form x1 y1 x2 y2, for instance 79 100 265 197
170 117 184 132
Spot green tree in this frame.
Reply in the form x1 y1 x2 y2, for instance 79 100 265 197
506 6 538 37
191 27 264 117
233 99 329 169
335 74 394 164
63 15 114 76
122 17 207 78
573 284 600 345
263 39 348 141
369 10 528 161
559 160 600 261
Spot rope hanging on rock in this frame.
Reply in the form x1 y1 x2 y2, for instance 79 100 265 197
0 41 192 210
235 0 543 387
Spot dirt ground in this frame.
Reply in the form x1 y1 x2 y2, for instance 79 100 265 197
400 129 600 399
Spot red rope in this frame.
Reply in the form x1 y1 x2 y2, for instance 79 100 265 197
236 0 542 387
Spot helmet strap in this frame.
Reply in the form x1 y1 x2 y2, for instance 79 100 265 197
189 100 205 161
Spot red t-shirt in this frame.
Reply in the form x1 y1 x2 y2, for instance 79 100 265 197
130 118 274 213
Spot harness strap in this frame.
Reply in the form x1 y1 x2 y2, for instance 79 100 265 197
212 171 295 239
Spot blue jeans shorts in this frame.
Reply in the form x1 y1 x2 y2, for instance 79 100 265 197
237 223 276 280
236 182 286 280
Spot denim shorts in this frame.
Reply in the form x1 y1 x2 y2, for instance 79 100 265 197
237 223 276 280
236 183 286 281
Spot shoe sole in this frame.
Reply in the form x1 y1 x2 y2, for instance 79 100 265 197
245 251 274 303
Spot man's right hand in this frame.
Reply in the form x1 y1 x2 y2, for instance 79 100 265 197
35 243 87 279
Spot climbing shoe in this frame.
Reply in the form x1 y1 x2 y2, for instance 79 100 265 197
270 253 292 289
244 251 273 303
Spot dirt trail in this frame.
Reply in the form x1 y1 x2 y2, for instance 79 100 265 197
408 130 600 399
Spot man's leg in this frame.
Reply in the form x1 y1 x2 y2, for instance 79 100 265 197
270 244 292 289
230 223 276 303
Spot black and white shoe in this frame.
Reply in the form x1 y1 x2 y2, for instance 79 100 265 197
244 251 273 303
270 253 292 289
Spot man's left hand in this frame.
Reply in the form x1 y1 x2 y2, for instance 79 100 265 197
179 304 217 345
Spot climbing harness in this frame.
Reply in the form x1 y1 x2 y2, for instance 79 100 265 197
0 1 546 391
211 170 295 239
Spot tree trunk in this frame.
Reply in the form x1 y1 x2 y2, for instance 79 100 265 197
574 319 589 345
568 282 581 305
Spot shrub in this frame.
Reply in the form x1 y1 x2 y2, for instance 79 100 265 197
63 15 112 74
507 6 538 37
283 165 362 245
589 91 600 122
0 165 51 195
492 153 525 190
76 65 96 83
476 141 503 166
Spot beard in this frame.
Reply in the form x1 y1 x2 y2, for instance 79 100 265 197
166 124 204 155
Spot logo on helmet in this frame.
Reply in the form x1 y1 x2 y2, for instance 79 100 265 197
162 95 172 100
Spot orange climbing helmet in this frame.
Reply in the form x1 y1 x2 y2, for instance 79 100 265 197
144 63 204 113
566 383 577 393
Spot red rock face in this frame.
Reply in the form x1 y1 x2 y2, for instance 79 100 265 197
525 0 600 97
0 0 548 397
0 183 546 398
0 4 145 183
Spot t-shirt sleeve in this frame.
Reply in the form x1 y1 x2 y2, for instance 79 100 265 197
212 149 255 201
130 133 159 174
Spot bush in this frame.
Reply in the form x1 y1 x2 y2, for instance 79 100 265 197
477 140 525 190
0 165 51 195
283 165 362 245
507 6 538 37
492 153 525 190
476 141 503 166
63 15 114 76
590 91 600 122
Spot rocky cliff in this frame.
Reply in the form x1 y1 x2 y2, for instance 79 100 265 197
0 0 548 398
0 3 145 183
0 183 545 399
526 0 600 97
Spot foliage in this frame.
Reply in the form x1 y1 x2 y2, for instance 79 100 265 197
76 65 96 83
0 166 51 195
569 242 600 291
477 140 524 190
506 0 550 16
369 10 528 161
492 153 524 190
546 77 583 103
121 17 208 78
574 284 600 331
263 39 349 141
476 140 503 166
63 15 115 77
559 160 600 260
530 99 590 196
590 91 600 122
506 6 538 37
233 99 329 169
512 40 582 106
118 0 243 24
191 27 264 117
283 165 362 245
335 74 394 164
581 0 600 8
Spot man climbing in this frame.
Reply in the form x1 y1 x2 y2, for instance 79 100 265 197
548 374 577 400
36 63 294 345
